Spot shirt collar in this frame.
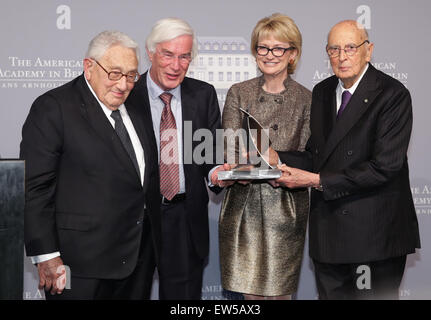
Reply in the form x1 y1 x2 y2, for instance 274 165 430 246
338 63 369 95
146 69 181 102
84 76 125 117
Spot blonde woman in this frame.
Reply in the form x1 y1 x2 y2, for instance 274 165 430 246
219 13 311 300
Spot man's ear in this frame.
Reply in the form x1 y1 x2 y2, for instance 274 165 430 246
83 58 93 80
146 47 154 63
365 42 374 62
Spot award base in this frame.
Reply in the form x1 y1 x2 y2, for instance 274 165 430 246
218 165 281 180
219 107 281 181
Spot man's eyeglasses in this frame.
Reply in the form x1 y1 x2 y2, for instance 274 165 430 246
93 60 140 83
326 40 369 58
256 46 295 57
157 50 192 64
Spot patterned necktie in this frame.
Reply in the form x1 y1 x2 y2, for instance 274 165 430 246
159 92 180 200
337 90 352 118
110 109 140 176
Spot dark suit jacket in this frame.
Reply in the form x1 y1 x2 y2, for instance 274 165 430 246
20 74 161 279
279 64 420 264
126 73 222 259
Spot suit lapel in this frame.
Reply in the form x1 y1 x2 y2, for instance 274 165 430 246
311 77 337 171
76 75 141 183
180 78 198 127
125 73 159 194
180 78 197 191
322 83 337 141
318 65 382 171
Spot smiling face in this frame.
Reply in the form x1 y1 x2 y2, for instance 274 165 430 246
327 21 373 88
147 34 193 91
84 45 138 110
256 35 297 80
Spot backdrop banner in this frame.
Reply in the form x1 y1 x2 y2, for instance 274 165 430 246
0 0 428 300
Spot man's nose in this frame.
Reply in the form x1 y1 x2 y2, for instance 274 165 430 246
117 75 128 90
170 57 180 70
338 48 348 61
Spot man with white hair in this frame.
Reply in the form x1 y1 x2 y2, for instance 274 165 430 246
21 30 161 299
275 20 420 299
127 17 225 299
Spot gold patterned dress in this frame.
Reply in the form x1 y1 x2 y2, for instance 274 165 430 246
219 75 311 296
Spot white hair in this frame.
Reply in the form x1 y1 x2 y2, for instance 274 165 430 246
85 30 140 63
146 17 197 58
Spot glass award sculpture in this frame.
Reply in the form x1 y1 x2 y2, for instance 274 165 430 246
218 107 281 180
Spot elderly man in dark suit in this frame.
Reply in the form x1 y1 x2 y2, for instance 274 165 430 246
20 31 161 299
126 17 226 300
275 20 420 299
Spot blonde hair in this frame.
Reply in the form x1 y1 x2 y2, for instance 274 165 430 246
251 13 302 74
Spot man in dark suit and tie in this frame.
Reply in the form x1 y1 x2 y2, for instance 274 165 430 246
126 17 226 299
274 20 420 299
20 31 161 299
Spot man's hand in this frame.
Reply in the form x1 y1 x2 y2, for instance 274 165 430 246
211 163 236 188
261 146 279 167
274 164 320 189
37 256 65 295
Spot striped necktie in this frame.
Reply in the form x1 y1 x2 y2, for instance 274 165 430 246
159 92 180 200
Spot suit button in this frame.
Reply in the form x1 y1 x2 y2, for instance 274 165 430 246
137 220 141 225
347 150 353 156
259 96 265 103
272 124 278 130
342 209 349 215
122 261 126 265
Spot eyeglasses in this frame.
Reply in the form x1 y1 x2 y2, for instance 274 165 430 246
256 46 295 57
157 50 192 64
93 60 140 83
326 40 369 58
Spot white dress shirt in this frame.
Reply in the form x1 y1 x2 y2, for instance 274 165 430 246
336 63 369 111
146 72 186 193
146 71 219 191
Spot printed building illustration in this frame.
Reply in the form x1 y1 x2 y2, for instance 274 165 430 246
187 37 258 107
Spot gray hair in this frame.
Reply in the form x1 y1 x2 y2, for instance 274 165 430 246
146 17 197 59
85 30 140 63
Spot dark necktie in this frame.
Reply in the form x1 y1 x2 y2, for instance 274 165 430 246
110 109 140 176
337 90 352 118
159 92 180 200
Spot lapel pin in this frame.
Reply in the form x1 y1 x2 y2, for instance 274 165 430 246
364 98 368 103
